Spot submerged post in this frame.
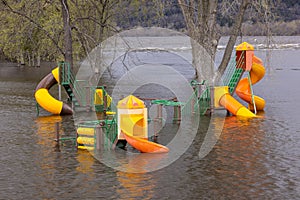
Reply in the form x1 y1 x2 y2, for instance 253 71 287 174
96 124 103 151
55 122 60 142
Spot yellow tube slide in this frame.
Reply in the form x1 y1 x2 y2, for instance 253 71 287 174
35 67 73 115
236 56 266 111
35 88 63 115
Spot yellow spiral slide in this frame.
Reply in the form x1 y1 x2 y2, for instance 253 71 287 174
35 67 73 115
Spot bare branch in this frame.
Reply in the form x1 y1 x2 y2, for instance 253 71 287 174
1 0 64 56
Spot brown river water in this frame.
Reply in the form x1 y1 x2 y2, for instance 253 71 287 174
0 36 299 199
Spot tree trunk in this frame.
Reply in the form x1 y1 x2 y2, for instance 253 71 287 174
217 0 250 76
36 51 41 67
178 0 219 84
61 0 73 70
178 0 250 85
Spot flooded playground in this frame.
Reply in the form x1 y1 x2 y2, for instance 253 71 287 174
0 36 300 199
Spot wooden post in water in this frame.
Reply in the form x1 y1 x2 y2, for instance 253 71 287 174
55 122 60 142
103 93 107 113
96 125 103 151
173 105 181 124
154 104 163 139
173 98 181 124
54 122 60 151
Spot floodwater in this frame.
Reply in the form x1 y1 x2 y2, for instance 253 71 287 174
1 36 300 199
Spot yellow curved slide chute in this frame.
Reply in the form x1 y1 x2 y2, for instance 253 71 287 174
35 88 63 115
217 87 256 117
35 67 73 115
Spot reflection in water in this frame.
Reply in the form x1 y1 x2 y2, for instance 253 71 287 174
116 169 155 199
76 150 95 174
211 116 272 198
35 115 63 150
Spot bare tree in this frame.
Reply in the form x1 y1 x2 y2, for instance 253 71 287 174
61 0 73 69
178 0 250 83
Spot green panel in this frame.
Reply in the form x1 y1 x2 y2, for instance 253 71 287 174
228 68 244 94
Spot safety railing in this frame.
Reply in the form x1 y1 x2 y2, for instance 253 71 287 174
181 80 210 116
221 51 245 94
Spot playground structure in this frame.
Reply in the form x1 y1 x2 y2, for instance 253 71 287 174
35 42 265 153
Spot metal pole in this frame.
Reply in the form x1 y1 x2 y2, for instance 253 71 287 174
96 125 103 151
247 72 257 114
154 104 163 139
58 84 62 101
210 86 214 115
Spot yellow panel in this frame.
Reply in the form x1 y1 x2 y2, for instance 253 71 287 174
35 88 63 114
77 127 95 136
214 86 229 108
51 67 60 83
107 94 112 107
94 89 112 107
94 89 103 105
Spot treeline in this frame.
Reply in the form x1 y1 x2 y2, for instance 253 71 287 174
0 0 299 65
114 0 300 35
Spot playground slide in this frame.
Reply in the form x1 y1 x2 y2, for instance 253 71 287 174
236 56 266 111
120 115 169 153
35 67 73 115
219 93 256 117
122 130 169 153
219 56 265 117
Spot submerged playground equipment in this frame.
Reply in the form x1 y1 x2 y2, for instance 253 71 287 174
214 42 265 117
35 42 265 153
35 67 73 115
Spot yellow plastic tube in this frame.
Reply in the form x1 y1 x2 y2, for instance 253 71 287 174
35 88 63 115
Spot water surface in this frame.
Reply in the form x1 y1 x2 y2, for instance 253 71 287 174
0 36 300 199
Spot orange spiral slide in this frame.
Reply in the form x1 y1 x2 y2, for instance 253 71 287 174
218 56 265 117
235 56 266 111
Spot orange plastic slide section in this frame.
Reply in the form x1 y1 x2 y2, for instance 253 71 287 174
236 56 266 111
120 114 169 153
219 93 256 117
122 130 169 153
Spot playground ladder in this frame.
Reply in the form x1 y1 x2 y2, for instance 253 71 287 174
221 52 245 94
59 62 87 107
227 68 244 94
